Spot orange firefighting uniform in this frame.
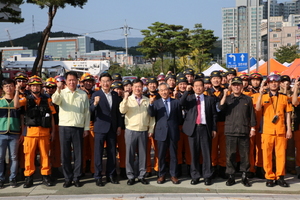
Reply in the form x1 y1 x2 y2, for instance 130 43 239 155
19 96 56 176
260 93 292 180
248 92 263 173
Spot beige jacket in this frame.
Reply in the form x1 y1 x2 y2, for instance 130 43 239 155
119 95 155 133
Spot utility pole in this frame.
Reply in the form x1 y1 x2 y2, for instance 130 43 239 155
6 29 13 47
267 0 271 75
120 20 132 68
32 15 35 33
256 0 260 71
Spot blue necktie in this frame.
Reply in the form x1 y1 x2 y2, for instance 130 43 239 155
164 100 169 116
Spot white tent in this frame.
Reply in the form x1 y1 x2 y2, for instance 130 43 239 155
203 63 227 76
282 62 292 67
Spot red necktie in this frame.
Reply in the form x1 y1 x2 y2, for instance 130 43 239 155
196 96 201 124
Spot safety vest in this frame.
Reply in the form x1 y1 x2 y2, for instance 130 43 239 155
0 98 21 134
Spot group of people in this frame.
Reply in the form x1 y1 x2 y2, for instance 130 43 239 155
0 67 298 189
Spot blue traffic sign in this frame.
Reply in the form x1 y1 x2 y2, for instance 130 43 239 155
226 53 248 72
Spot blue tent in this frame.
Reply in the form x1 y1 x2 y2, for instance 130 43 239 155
250 57 257 67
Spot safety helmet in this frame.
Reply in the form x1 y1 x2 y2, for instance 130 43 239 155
239 72 249 81
28 75 43 85
249 72 263 80
266 74 281 83
157 74 165 81
55 76 66 83
15 72 28 80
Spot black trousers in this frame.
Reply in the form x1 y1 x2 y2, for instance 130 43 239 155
59 126 84 181
157 134 178 177
188 124 213 179
94 126 117 179
225 135 250 175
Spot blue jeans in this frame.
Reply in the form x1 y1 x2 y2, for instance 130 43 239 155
0 134 20 181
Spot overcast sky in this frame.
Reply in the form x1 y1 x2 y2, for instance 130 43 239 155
0 0 288 42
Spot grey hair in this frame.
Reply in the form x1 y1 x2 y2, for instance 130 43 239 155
158 83 170 90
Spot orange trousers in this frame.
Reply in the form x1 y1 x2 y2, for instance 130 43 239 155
82 127 95 174
249 131 263 172
23 136 51 176
50 125 61 168
294 130 300 166
177 129 191 165
117 129 126 168
262 134 287 180
146 137 158 172
211 121 226 167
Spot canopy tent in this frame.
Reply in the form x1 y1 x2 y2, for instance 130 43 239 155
282 62 292 67
203 63 227 76
249 58 287 76
281 58 300 78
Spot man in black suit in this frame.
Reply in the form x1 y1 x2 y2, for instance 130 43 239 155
148 83 182 184
180 79 217 186
90 73 121 187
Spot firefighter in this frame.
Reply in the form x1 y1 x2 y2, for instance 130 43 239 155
256 74 292 187
14 75 56 188
80 73 96 176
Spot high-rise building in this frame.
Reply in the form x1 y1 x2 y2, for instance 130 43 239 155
222 0 263 63
44 35 94 59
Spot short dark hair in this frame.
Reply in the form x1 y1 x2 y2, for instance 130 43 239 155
100 73 112 81
2 78 16 86
65 71 78 79
193 78 204 86
132 79 143 86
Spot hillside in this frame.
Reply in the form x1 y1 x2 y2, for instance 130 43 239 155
102 37 143 48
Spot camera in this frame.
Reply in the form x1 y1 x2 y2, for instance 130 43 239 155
272 115 279 124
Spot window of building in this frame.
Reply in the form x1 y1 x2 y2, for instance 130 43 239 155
287 43 292 46
274 44 278 47
273 34 278 38
287 33 292 37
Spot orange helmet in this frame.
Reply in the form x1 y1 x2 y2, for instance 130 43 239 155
44 77 57 87
239 72 249 81
28 75 43 85
80 73 95 82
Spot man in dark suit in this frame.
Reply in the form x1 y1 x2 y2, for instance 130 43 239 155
180 79 217 186
90 73 121 187
148 83 182 184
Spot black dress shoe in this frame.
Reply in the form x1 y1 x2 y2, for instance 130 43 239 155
73 180 82 187
42 175 54 186
144 172 152 177
255 167 265 179
276 176 289 187
107 176 119 184
241 172 251 187
63 180 72 188
226 175 235 186
266 179 274 187
190 178 199 185
23 176 33 188
96 179 104 187
120 168 127 180
204 178 212 186
138 178 149 185
127 179 135 185
247 172 255 179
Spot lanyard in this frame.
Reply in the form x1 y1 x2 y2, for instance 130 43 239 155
269 93 279 115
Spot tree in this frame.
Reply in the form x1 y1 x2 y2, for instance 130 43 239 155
189 24 218 72
0 0 24 23
28 0 87 76
274 45 300 63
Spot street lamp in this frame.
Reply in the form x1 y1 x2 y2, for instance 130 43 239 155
229 37 236 53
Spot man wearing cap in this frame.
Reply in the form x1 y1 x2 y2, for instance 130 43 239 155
203 76 212 90
111 81 127 179
206 70 228 179
112 73 122 83
256 74 292 187
173 75 191 177
219 77 256 187
90 73 122 186
79 74 96 177
14 75 56 188
183 68 195 85
226 68 237 82
144 76 161 177
44 78 63 179
180 78 217 186
166 73 176 93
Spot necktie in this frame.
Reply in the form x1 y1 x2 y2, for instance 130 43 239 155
164 100 169 116
196 96 201 124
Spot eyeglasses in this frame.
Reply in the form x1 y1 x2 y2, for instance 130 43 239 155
3 85 14 88
17 80 27 83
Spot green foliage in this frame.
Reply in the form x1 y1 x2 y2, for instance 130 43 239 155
26 0 86 9
189 23 218 72
274 45 300 63
0 0 24 23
